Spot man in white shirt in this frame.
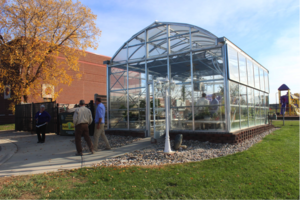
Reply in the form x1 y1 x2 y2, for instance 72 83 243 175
73 100 94 156
196 93 209 130
197 93 209 108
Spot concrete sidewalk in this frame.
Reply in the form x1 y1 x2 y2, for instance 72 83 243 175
0 130 151 177
0 139 18 166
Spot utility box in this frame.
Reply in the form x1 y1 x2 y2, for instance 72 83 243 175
59 112 75 136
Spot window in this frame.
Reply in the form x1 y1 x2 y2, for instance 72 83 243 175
239 54 247 85
254 65 260 89
230 81 240 131
260 68 265 91
228 46 239 82
247 60 254 87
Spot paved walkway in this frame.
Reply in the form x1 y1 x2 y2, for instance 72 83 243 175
0 130 151 177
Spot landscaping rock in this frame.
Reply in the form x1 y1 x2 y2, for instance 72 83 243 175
174 134 183 150
94 128 278 167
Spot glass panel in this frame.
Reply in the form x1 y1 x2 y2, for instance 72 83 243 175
129 109 146 129
240 85 248 129
254 90 260 125
170 53 191 82
169 25 190 36
228 46 239 82
192 48 224 81
265 93 269 107
191 28 216 49
110 91 127 110
127 70 145 89
230 81 240 131
264 108 268 124
171 107 193 130
248 87 255 127
260 68 265 91
128 45 145 61
194 81 225 131
247 60 254 87
147 26 167 41
110 66 127 91
264 71 269 93
128 32 145 46
147 58 168 80
148 58 168 138
247 87 254 106
239 54 247 85
261 92 266 107
171 84 192 107
129 91 146 129
128 88 146 108
171 84 193 130
254 65 260 89
262 108 267 125
153 81 166 138
112 48 127 64
147 39 167 58
170 35 190 54
109 110 127 129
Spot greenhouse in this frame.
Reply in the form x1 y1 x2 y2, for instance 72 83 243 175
104 21 270 139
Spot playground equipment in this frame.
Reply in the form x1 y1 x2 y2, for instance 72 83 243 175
278 84 300 116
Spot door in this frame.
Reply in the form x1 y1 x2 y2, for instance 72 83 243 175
148 80 166 138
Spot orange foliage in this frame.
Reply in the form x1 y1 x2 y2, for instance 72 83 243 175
0 0 101 113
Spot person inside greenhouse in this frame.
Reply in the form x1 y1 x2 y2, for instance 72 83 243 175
210 93 219 117
197 93 209 109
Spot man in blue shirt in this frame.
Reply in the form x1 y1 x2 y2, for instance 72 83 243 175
210 94 219 117
93 97 111 151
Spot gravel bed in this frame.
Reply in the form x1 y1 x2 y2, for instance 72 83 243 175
70 135 143 152
94 128 278 167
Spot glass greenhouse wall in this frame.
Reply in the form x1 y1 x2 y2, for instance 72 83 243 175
105 22 269 138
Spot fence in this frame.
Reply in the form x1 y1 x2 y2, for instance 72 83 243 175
15 102 58 133
15 95 107 135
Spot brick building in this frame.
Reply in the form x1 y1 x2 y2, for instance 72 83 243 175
0 51 111 125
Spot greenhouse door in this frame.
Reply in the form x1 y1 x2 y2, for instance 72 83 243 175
148 80 166 139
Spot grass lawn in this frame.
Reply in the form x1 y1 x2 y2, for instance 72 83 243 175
0 121 299 199
0 124 15 131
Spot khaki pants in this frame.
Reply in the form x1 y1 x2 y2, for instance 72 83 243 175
93 124 110 151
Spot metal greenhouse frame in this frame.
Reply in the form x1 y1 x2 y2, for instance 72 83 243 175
104 21 270 139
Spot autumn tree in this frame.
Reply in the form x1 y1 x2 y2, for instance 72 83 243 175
0 0 101 112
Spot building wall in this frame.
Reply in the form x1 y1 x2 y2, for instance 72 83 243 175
0 51 110 125
55 52 109 104
26 52 110 104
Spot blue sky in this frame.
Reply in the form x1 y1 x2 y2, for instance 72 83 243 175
82 0 299 103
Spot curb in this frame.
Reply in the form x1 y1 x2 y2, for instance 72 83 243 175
0 140 18 166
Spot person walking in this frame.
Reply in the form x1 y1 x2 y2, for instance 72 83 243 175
93 97 111 151
35 105 51 143
73 100 94 156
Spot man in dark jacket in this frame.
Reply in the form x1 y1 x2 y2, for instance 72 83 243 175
35 105 51 143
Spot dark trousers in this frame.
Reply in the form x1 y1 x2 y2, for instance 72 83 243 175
75 123 93 154
36 125 47 142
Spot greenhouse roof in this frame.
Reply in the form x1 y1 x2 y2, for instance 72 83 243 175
111 21 218 64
